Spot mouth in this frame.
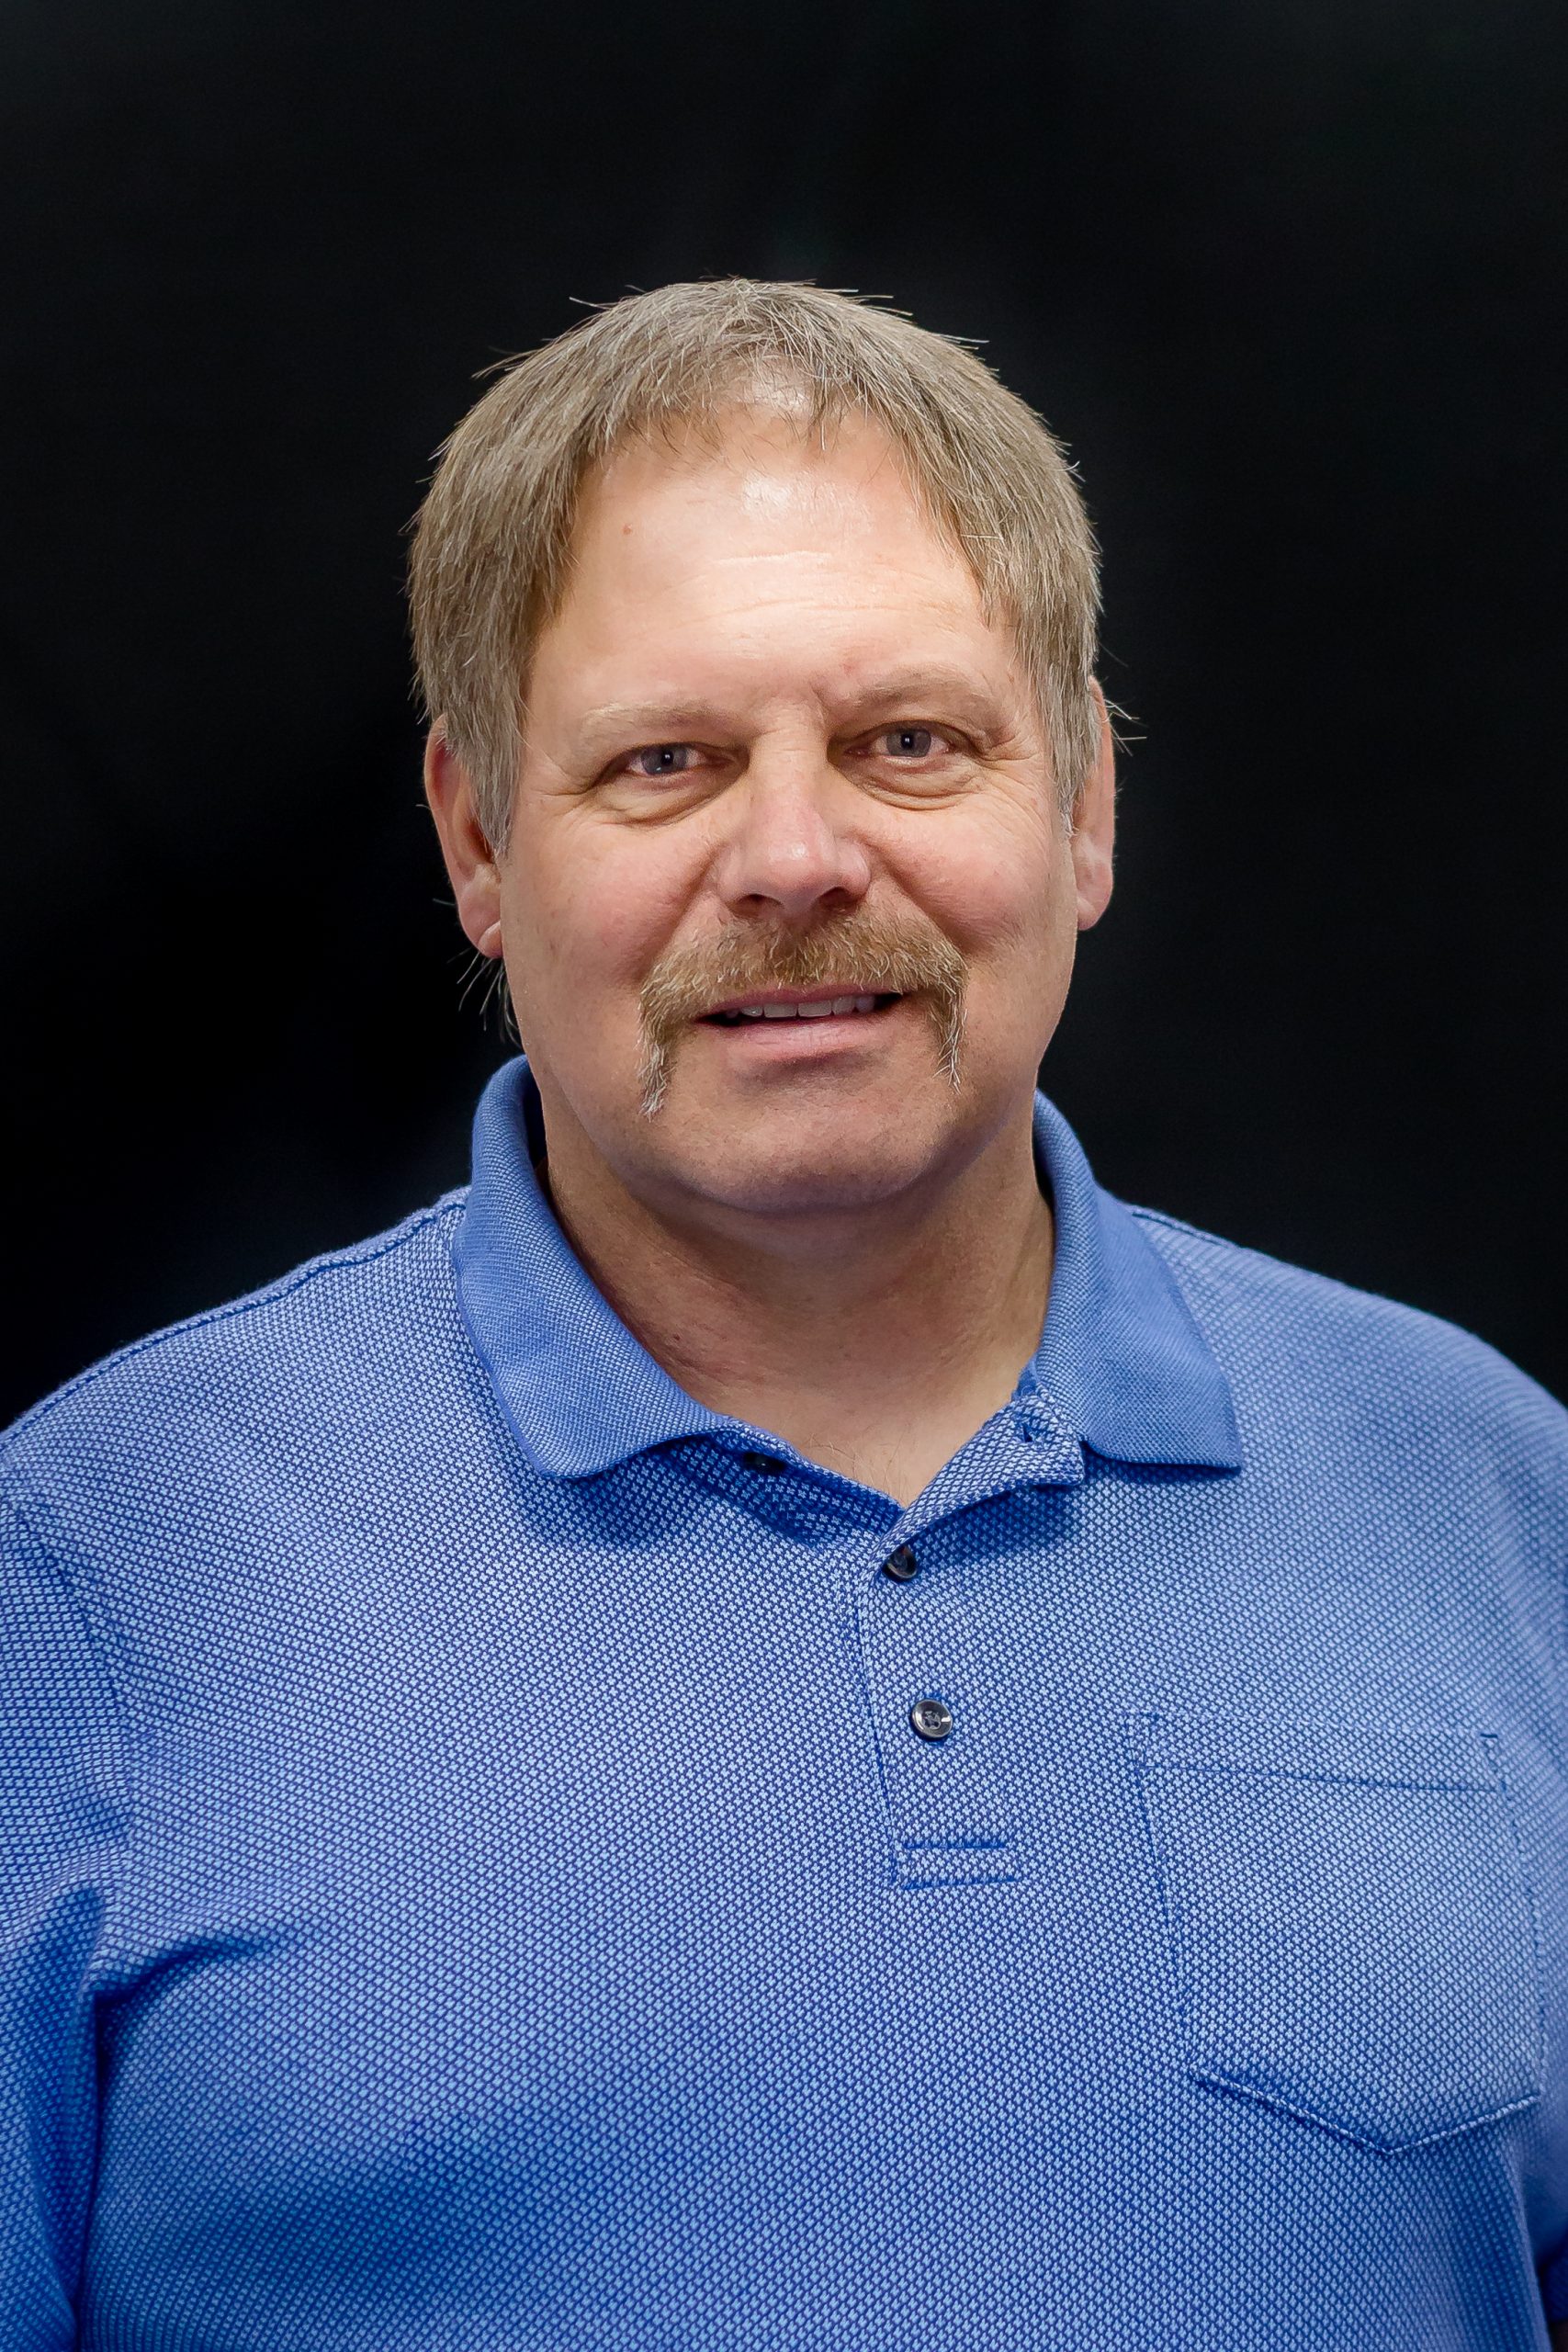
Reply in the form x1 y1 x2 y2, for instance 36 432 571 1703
701 989 903 1027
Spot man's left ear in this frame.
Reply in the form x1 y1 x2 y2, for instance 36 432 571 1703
1069 681 1116 932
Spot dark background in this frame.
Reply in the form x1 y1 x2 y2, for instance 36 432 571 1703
4 0 1564 1425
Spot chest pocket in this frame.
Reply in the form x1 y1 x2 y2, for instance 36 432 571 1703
1128 1710 1543 2152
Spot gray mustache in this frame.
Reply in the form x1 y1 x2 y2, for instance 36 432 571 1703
637 913 967 1114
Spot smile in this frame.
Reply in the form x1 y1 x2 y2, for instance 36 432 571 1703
703 992 900 1026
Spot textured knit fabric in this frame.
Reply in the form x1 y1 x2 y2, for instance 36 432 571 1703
3 1054 1567 2350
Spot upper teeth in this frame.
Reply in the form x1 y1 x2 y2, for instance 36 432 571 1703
740 995 878 1021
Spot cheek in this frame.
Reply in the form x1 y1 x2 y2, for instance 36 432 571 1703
907 802 1066 964
503 823 694 1003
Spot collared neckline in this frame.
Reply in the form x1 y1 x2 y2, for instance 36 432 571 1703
451 1057 1242 1484
1027 1093 1241 1471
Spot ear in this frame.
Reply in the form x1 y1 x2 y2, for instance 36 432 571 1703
1068 681 1116 933
423 724 502 958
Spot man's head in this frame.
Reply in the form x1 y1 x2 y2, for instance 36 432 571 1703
415 281 1114 1232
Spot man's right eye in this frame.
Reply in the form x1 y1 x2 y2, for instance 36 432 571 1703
626 743 696 777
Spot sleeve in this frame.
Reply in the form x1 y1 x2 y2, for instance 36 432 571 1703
1539 1407 1568 2331
0 1468 134 2350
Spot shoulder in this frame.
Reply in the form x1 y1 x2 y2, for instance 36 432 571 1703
1127 1202 1568 1493
2 1190 471 1513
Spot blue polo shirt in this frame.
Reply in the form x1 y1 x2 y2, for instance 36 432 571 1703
4 1056 1567 2349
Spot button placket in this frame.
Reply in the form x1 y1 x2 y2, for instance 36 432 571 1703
859 1532 1015 1891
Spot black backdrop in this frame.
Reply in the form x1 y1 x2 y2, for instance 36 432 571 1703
5 0 1565 1426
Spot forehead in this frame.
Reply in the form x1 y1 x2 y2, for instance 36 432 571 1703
554 405 997 650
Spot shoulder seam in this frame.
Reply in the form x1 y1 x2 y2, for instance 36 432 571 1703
1128 1198 1458 1321
0 1469 141 1862
4 1193 468 1449
1126 1204 1234 1250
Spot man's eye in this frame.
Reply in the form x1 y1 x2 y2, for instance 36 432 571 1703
627 743 696 777
874 726 941 759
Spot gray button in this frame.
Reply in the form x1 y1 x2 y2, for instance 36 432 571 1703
881 1544 919 1583
740 1451 784 1476
909 1697 953 1742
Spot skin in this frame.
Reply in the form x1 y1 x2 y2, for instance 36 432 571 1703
425 406 1115 1505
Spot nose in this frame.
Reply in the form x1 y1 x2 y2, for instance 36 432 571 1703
711 750 873 923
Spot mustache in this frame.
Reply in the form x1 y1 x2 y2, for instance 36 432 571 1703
637 910 968 1114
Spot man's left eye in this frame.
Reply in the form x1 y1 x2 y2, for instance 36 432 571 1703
874 726 941 759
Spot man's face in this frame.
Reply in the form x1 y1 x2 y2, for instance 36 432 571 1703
485 408 1111 1224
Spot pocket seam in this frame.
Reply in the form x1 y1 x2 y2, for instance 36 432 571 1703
1129 1708 1546 2154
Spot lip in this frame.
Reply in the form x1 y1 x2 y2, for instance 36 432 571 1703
700 987 900 1019
697 998 908 1061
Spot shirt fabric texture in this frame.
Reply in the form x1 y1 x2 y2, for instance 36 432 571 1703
3 1053 1567 2349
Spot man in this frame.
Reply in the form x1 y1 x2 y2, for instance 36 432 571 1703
3 280 1565 2348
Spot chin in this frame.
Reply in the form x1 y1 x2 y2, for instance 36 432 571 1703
672 1124 950 1221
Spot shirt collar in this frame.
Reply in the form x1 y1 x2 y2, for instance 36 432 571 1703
452 1056 1242 1482
1027 1092 1241 1470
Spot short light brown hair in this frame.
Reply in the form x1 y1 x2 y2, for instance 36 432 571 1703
409 279 1100 851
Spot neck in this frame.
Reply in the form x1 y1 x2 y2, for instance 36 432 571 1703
534 1095 1054 1508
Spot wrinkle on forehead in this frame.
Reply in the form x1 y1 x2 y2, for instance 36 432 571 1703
529 412 1038 770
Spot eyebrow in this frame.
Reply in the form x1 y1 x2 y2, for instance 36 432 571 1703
574 668 1012 747
575 700 717 745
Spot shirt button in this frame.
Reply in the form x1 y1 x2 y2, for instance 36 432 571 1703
740 1451 784 1476
909 1697 954 1742
881 1544 919 1583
